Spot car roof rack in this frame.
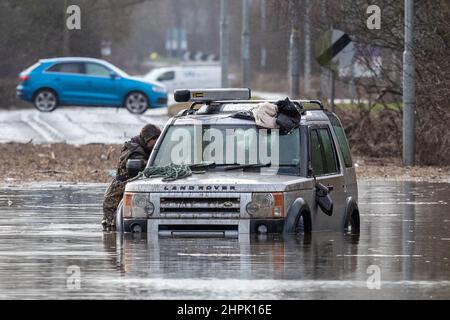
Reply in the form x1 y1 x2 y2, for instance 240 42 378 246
174 88 252 104
212 99 324 110
173 88 325 117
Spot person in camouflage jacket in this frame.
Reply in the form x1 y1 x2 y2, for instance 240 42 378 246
102 124 161 231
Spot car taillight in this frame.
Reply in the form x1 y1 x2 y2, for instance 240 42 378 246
20 74 30 82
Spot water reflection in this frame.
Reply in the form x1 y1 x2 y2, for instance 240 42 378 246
0 182 449 299
103 232 361 282
402 181 416 281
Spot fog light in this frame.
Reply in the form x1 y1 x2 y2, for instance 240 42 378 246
131 224 142 233
257 224 268 234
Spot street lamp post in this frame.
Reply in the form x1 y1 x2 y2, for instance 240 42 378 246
288 1 300 99
403 0 416 166
220 0 230 88
304 0 311 95
241 0 250 88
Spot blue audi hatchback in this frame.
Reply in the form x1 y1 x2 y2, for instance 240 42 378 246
17 57 168 114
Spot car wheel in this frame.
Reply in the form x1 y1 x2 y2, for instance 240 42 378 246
34 89 58 112
115 200 124 233
124 92 149 114
294 211 312 234
344 209 360 235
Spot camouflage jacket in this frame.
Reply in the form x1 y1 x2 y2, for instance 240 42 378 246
116 136 151 181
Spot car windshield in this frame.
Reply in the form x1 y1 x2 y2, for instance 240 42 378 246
152 124 301 170
145 69 168 81
101 61 128 77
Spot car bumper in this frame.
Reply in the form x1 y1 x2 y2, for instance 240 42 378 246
123 218 148 233
122 218 285 235
16 85 33 101
250 219 285 233
150 94 168 108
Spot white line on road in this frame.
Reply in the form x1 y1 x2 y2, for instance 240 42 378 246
32 113 65 142
1 107 170 145
19 112 56 143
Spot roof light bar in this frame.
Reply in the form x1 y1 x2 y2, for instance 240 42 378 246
174 88 251 103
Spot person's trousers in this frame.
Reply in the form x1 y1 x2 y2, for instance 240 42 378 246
103 178 126 226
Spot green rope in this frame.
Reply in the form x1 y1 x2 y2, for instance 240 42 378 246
142 163 205 182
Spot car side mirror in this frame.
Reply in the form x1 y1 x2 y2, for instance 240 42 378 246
315 182 333 216
109 71 119 79
126 159 145 178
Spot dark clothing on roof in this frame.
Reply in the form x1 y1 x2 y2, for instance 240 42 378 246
275 98 301 135
230 97 301 135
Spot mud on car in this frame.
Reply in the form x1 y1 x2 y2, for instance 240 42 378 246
116 89 360 237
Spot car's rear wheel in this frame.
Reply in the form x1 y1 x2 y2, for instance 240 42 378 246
344 209 360 235
124 91 149 114
34 89 58 112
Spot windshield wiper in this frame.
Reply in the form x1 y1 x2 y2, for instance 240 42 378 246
223 162 271 171
189 162 216 171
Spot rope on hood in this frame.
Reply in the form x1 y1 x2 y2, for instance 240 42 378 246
143 163 207 182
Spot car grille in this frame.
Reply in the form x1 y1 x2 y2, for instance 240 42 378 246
159 196 240 218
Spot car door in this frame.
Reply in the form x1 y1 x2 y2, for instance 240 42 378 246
327 113 358 202
81 62 120 105
45 62 86 104
309 125 346 231
180 69 196 89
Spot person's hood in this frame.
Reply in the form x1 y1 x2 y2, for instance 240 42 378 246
127 135 151 156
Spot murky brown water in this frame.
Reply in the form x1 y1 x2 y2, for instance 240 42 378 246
0 182 449 299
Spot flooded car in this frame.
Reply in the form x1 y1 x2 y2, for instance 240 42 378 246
116 89 360 237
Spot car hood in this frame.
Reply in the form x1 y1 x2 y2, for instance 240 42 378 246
127 75 161 87
125 171 314 193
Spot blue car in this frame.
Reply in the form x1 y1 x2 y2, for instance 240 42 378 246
16 57 168 114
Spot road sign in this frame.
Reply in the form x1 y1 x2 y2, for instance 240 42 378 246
314 29 354 72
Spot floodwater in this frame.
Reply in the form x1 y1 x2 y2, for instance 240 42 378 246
0 182 449 299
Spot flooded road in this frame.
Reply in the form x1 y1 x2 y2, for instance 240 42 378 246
0 182 449 299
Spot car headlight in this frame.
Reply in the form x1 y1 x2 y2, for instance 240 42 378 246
152 85 167 93
123 193 154 218
246 193 284 218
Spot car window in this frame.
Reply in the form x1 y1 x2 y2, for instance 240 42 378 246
47 62 84 74
157 71 175 82
310 130 325 175
310 127 339 176
318 128 339 174
85 63 111 77
327 114 353 167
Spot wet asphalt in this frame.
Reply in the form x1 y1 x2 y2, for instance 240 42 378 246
0 181 449 299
